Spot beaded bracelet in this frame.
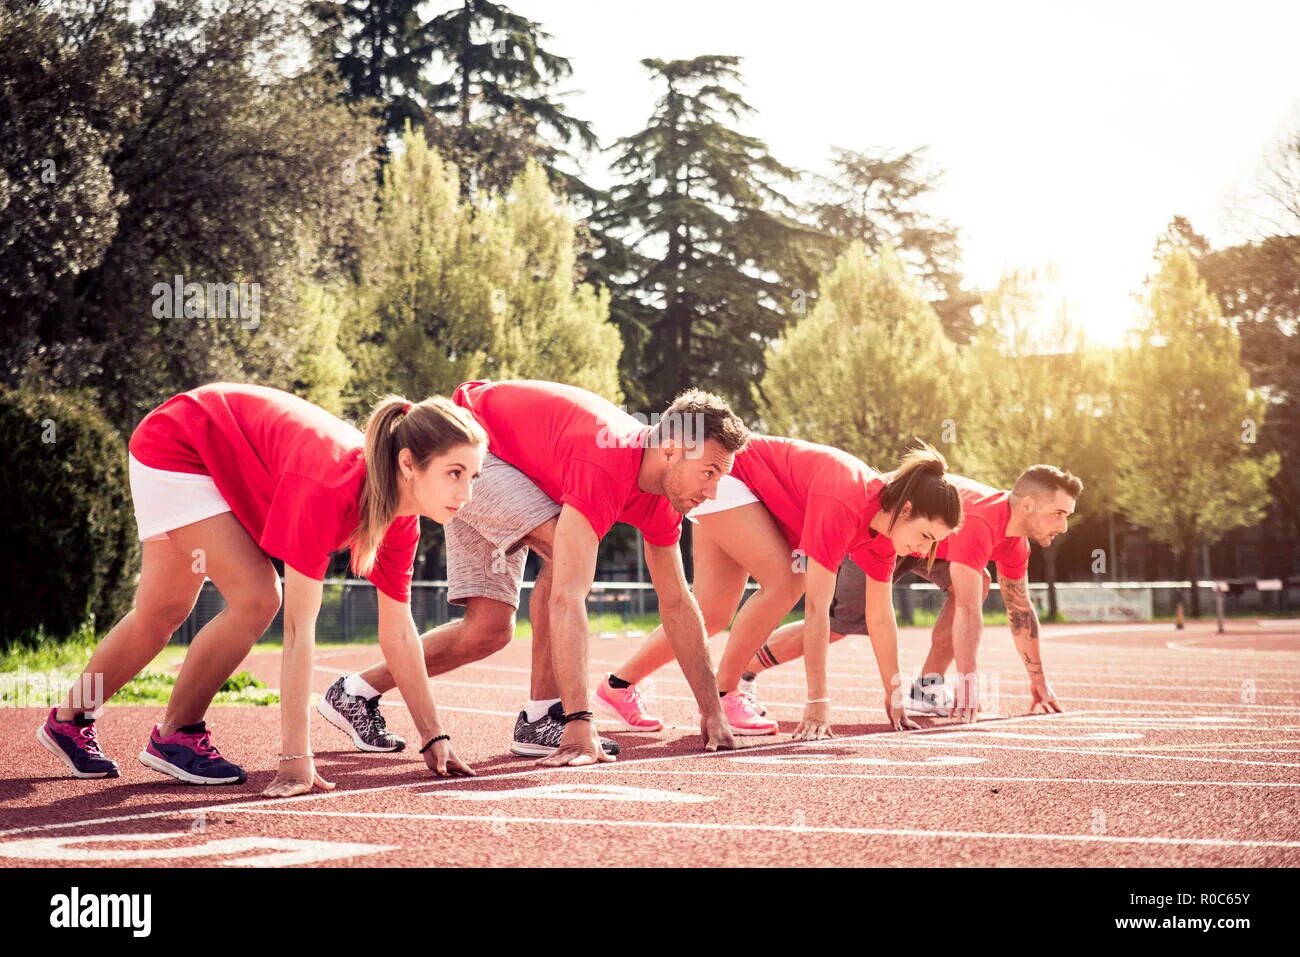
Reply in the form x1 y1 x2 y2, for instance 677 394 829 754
279 752 313 762
419 733 451 754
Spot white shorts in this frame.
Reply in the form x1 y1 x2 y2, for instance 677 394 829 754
128 453 233 542
686 474 760 523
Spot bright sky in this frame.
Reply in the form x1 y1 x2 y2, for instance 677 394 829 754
524 0 1300 346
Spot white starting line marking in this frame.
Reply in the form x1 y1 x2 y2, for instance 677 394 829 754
0 832 396 867
920 731 1144 742
560 767 1300 789
429 783 713 804
730 754 985 767
223 807 1300 851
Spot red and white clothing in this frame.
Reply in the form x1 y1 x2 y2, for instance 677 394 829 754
933 475 1029 580
128 383 419 602
452 380 682 546
713 435 897 582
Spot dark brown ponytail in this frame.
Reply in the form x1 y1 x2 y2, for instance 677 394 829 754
879 442 963 560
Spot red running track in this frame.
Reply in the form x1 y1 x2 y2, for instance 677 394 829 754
2 620 1298 867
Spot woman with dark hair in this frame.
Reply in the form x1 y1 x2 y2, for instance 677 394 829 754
597 439 963 739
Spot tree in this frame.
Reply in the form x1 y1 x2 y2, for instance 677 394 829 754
0 0 381 432
1110 249 1279 617
421 0 597 200
1151 213 1300 545
758 244 959 467
344 127 622 409
960 268 1115 615
0 0 135 372
809 146 978 343
309 0 440 149
602 55 820 417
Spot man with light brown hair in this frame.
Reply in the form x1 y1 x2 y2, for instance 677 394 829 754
738 465 1084 724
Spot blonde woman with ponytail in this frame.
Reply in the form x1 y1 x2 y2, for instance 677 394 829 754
37 383 486 798
602 439 963 740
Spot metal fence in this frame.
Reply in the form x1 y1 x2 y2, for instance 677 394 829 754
172 577 1297 645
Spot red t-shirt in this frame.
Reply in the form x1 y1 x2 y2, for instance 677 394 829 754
934 474 1030 580
128 383 420 602
729 436 896 582
452 380 682 546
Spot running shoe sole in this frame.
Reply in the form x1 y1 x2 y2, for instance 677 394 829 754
37 725 118 779
316 695 403 752
138 748 246 785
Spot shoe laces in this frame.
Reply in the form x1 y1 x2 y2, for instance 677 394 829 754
731 690 761 716
365 697 388 733
623 684 649 712
73 721 108 758
189 728 221 760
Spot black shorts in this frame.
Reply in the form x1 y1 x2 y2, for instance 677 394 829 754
827 555 953 635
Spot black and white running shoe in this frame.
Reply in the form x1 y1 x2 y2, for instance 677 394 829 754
510 702 620 757
317 677 406 752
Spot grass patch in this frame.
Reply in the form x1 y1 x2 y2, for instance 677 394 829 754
1 625 279 708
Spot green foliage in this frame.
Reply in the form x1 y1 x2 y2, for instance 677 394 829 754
1 0 381 431
343 128 622 408
809 146 977 343
601 55 819 417
759 244 958 467
1110 250 1279 559
959 267 1115 517
0 387 138 647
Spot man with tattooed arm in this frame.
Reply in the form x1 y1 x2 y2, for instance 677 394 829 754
738 466 1083 725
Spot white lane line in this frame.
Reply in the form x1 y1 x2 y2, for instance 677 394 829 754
547 767 1300 789
220 807 1300 850
818 738 1300 768
7 713 1063 838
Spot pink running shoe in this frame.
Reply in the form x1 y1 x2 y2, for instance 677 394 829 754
594 676 663 731
722 690 778 736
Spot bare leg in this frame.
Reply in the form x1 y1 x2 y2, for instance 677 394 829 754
528 563 559 700
702 505 805 693
613 523 748 686
357 597 516 693
160 514 282 736
56 538 205 721
922 595 957 676
741 620 851 676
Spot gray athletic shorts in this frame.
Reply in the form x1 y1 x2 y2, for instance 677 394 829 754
445 452 562 608
828 555 953 635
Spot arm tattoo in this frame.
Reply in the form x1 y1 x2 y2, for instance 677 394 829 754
1003 577 1040 641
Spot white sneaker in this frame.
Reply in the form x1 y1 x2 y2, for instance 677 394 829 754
737 675 767 716
904 678 954 717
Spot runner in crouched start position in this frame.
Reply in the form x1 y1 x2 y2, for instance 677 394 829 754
38 383 485 795
327 380 750 765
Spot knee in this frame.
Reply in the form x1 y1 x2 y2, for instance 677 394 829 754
461 610 514 658
137 598 198 646
701 607 734 636
232 576 282 631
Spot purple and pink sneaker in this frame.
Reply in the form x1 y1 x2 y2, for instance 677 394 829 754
37 708 120 779
138 721 246 785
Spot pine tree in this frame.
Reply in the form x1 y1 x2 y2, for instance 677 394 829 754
602 55 819 416
809 146 977 342
423 0 597 200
